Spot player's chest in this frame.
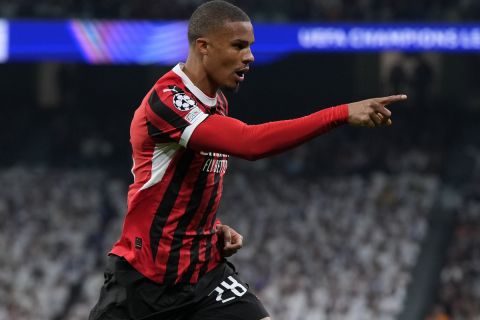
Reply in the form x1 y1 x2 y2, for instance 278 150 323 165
196 151 229 175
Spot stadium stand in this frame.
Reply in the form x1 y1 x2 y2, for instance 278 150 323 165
0 168 125 320
221 169 439 320
1 57 476 319
1 0 479 316
427 145 480 320
0 146 441 320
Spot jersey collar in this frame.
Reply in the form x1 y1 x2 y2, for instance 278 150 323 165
172 63 217 107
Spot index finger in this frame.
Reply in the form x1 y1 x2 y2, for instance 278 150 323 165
377 94 408 105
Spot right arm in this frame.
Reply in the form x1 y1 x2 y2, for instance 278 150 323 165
189 95 407 161
189 104 348 161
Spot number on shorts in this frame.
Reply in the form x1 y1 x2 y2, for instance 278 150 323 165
210 276 247 303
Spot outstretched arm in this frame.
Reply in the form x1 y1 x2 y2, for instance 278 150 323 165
190 104 348 160
189 95 407 160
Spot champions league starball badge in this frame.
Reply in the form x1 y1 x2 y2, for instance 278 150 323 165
173 93 197 111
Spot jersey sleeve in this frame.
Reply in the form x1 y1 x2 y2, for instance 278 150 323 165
145 85 209 147
190 104 349 161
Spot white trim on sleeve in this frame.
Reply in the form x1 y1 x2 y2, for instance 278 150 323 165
179 113 209 148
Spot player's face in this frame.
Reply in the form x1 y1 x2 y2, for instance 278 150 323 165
204 21 255 91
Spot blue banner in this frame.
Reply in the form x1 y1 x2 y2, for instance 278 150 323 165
4 20 480 64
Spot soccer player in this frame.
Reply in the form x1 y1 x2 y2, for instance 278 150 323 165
89 1 407 319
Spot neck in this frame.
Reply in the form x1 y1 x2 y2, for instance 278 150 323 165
183 56 217 97
183 54 218 97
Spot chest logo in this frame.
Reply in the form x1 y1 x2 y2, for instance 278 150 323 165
173 93 197 111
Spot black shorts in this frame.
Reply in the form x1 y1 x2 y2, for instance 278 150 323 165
89 255 269 320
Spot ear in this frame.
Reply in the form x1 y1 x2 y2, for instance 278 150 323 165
195 37 209 56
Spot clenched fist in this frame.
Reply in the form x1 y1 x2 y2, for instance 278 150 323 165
216 224 244 257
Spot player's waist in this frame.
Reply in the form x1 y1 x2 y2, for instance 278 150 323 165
107 254 226 285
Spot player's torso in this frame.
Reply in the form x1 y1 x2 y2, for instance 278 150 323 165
112 67 230 284
129 72 230 200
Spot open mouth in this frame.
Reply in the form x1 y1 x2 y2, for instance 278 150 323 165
234 68 249 81
235 71 245 80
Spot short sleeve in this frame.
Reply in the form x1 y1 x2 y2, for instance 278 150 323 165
145 85 208 147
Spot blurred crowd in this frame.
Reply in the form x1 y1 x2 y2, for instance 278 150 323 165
428 146 480 320
0 168 125 320
0 38 478 319
1 89 473 319
0 146 440 320
0 0 479 21
222 169 439 320
1 105 479 319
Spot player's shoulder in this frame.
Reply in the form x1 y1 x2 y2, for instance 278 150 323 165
155 70 186 95
143 72 201 119
156 68 180 86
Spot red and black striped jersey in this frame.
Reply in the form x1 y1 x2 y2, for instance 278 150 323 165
110 63 229 285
